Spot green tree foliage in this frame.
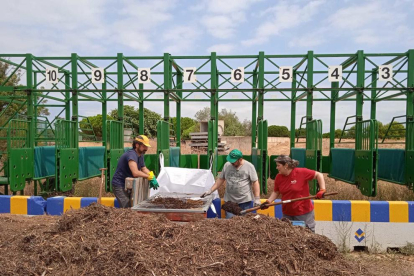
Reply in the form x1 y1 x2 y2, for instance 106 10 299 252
0 61 49 119
219 109 248 136
322 129 342 138
79 114 114 138
194 106 210 122
109 105 162 138
170 117 197 139
268 125 290 137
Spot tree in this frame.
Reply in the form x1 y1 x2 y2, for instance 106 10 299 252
322 129 343 138
194 107 210 122
219 109 246 136
170 117 197 139
0 61 49 119
268 125 290 137
109 106 162 138
79 114 115 138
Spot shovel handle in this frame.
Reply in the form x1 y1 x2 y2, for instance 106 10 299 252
240 192 338 215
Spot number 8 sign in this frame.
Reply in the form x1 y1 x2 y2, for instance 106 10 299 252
138 68 151 83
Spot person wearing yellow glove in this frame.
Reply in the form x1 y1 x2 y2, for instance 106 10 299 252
112 135 158 208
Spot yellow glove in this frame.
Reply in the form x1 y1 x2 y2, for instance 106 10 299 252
147 171 155 181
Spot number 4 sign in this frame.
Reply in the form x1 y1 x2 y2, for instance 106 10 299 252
329 66 342 82
231 67 244 83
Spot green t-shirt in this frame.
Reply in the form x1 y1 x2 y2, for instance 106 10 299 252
220 160 258 204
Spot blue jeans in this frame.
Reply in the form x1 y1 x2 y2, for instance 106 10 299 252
225 201 252 219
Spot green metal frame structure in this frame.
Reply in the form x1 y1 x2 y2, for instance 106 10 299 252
0 50 413 196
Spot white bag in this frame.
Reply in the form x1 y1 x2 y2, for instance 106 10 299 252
150 153 218 198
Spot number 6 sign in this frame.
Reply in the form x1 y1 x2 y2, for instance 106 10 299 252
231 67 244 83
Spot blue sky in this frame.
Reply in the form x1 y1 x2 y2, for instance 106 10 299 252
1 0 413 132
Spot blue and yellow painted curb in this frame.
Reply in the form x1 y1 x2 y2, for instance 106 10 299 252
0 195 413 222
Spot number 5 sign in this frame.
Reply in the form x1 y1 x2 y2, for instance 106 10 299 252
279 66 292 82
231 67 244 83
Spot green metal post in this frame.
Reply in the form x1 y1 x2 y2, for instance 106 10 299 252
163 53 170 121
356 50 365 121
258 52 265 122
139 83 144 134
71 53 79 146
252 71 257 148
117 53 124 122
176 72 182 147
64 73 70 120
356 50 365 149
306 51 314 122
330 82 338 149
33 72 38 146
26 54 34 149
407 50 414 120
371 69 377 120
102 74 107 147
290 74 297 149
210 52 218 150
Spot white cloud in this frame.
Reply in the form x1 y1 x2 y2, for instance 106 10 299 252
162 26 201 54
207 43 236 54
242 0 325 46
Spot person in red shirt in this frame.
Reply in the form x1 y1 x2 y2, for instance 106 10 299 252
261 155 326 232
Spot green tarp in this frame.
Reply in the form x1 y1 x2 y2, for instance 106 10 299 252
291 148 306 168
79 147 105 179
169 147 180 168
378 149 405 184
330 148 355 183
34 146 56 179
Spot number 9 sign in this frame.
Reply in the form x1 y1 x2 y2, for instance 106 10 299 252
92 68 104 84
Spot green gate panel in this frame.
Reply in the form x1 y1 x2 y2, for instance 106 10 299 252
169 147 180 168
217 155 227 172
107 149 123 192
306 149 318 195
144 154 158 173
330 148 355 184
321 156 330 174
9 149 34 192
291 148 306 168
269 155 279 180
78 147 105 180
57 148 78 192
355 150 377 197
377 149 405 184
34 146 56 179
180 154 198 169
199 154 208 170
406 150 414 189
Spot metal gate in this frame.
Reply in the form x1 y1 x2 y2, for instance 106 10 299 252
355 119 378 197
106 120 123 192
7 119 33 192
55 119 78 192
406 120 414 190
305 120 322 195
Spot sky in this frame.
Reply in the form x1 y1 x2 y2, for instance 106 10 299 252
1 0 413 132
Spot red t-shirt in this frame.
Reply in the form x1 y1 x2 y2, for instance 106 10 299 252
274 167 316 216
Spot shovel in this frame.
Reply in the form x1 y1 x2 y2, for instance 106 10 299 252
229 192 338 215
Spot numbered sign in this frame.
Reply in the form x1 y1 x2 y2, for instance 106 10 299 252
328 66 342 82
138 68 151 83
279 66 292 82
184 67 196 83
231 67 244 83
92 68 104 84
379 65 393 82
46 68 59 84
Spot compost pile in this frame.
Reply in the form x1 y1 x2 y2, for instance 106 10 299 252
149 196 204 209
0 204 370 276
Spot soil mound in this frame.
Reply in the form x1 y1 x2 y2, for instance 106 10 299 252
0 204 371 275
